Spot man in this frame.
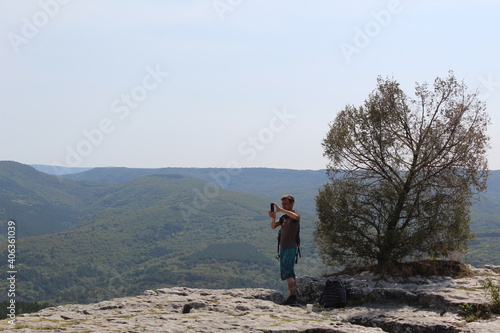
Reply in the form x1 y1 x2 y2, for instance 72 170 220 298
269 194 300 305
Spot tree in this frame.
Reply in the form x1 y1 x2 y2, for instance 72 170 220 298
314 72 490 269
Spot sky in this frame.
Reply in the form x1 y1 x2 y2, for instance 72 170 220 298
1 0 500 170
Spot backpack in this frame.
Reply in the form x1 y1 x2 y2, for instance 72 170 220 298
318 279 347 308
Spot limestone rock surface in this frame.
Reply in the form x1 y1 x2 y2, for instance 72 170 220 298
1 266 499 332
2 288 382 333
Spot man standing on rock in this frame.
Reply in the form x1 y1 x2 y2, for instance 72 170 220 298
269 194 300 305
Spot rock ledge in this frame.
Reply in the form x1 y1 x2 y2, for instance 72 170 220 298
1 266 499 332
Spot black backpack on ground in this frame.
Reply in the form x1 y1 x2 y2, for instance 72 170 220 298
318 279 347 308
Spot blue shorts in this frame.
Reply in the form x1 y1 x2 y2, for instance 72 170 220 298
280 248 296 280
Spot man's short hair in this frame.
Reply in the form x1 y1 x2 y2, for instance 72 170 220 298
281 194 295 203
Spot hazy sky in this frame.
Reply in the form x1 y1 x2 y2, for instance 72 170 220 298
1 0 500 170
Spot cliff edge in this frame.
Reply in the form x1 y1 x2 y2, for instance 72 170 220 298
1 265 499 332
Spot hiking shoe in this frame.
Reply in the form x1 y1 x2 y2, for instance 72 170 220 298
282 295 297 305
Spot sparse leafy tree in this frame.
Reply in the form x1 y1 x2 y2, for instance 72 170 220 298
315 72 490 269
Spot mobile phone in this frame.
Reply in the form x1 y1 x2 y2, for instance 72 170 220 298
270 203 274 212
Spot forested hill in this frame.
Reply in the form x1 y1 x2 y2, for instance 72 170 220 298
59 165 500 233
49 164 500 266
0 161 319 305
0 161 498 305
60 166 329 213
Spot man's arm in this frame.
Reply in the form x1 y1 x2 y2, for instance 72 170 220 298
280 209 300 221
269 211 280 229
274 203 300 221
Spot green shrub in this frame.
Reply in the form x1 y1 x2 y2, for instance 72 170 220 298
459 278 500 322
458 303 492 322
483 278 500 313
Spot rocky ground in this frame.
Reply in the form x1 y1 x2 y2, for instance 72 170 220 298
1 265 499 333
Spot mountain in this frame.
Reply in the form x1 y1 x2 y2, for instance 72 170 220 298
57 166 500 229
0 162 320 305
58 165 500 266
0 161 93 237
31 164 92 176
60 166 329 213
0 161 499 306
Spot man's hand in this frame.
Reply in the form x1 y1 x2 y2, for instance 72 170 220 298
269 202 282 217
275 201 300 221
270 202 280 229
272 202 283 212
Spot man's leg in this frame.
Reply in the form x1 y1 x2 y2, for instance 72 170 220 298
282 277 297 305
286 278 296 296
281 248 298 305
